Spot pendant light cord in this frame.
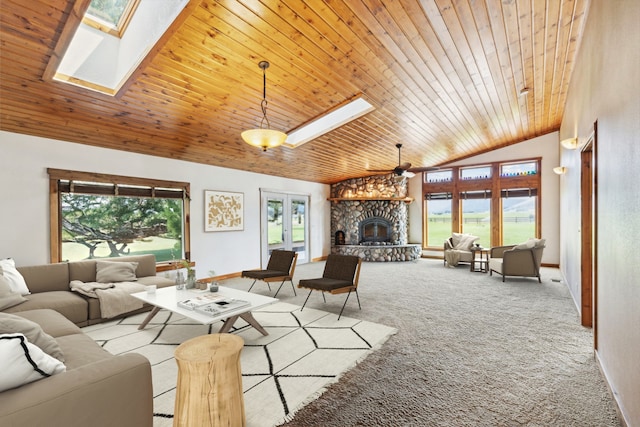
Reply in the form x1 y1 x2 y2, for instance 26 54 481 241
259 61 271 129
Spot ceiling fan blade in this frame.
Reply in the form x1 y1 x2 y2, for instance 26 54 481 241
407 166 439 172
399 162 411 170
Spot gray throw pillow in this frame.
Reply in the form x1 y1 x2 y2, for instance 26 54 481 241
0 269 27 311
0 312 65 362
96 261 138 283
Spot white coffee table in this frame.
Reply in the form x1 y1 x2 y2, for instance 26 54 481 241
131 285 278 336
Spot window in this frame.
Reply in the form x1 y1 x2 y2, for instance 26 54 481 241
48 169 190 264
460 191 491 246
460 166 491 180
84 0 140 37
501 189 537 245
422 159 541 248
424 193 452 247
426 170 453 183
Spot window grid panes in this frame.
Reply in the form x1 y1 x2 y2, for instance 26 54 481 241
502 195 537 245
421 159 541 248
460 166 491 180
425 198 452 246
425 170 453 183
461 195 491 247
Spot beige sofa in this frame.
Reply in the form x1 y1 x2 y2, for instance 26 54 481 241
0 308 153 426
2 254 174 326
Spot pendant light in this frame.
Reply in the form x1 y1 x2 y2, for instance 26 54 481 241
241 61 287 151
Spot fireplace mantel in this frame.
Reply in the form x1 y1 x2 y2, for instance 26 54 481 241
327 197 414 203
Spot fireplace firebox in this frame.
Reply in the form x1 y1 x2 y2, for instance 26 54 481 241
359 217 392 244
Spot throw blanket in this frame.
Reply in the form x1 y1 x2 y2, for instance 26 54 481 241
444 250 463 267
70 280 146 318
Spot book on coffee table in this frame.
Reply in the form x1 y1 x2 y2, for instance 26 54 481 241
177 293 227 310
194 299 251 316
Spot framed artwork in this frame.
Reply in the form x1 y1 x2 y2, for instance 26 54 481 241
204 190 244 232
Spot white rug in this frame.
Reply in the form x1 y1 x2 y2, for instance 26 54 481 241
82 302 397 427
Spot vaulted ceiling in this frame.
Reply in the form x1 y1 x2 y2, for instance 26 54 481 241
0 0 589 184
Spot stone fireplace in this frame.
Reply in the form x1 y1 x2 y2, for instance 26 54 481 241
330 175 421 262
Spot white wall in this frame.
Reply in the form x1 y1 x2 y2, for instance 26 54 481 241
410 131 560 265
0 131 330 276
559 0 640 424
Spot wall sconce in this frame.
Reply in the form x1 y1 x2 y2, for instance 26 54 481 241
560 137 580 150
553 166 567 175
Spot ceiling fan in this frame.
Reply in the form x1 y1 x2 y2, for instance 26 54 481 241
367 143 438 180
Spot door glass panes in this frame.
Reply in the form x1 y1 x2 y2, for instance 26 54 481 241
502 195 537 245
425 198 452 246
461 193 491 247
267 199 284 250
290 199 307 262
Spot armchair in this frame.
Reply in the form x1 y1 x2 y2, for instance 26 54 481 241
489 238 546 282
241 250 298 297
298 254 362 320
443 233 479 267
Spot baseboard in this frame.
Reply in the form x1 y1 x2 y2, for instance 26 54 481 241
311 255 328 262
594 350 631 427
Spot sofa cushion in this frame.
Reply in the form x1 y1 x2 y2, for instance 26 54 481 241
0 272 27 310
2 291 89 325
0 312 65 362
0 259 30 295
16 262 70 294
12 309 83 338
69 255 157 283
96 261 138 283
0 333 66 392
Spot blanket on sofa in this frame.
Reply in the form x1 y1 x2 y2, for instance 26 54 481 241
444 249 463 267
70 280 146 318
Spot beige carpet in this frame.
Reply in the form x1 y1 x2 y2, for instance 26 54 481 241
82 301 396 426
231 258 619 427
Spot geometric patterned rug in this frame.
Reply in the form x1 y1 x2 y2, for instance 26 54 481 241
82 302 397 427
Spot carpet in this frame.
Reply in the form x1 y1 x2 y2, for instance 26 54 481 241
82 301 397 427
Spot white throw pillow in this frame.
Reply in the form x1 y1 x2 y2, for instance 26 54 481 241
514 240 535 250
0 258 30 295
453 233 478 250
0 271 27 310
96 261 138 283
0 333 66 392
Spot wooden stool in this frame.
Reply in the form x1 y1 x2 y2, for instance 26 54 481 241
173 334 245 427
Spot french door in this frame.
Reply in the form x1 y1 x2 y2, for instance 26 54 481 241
260 190 309 267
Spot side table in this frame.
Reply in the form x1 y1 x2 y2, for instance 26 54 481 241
470 247 489 273
173 334 245 427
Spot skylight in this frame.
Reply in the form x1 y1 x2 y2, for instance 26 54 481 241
284 97 375 148
84 0 140 37
51 0 188 95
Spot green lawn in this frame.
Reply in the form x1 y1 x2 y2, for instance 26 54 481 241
62 236 180 262
268 221 305 245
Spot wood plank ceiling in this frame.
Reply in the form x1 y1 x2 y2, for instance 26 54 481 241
0 0 589 184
